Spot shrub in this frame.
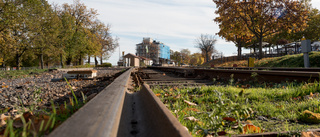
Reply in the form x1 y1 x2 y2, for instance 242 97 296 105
98 63 112 67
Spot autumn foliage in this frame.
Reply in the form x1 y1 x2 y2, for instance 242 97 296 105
213 0 309 59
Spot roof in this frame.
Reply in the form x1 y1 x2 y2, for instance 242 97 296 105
124 53 139 58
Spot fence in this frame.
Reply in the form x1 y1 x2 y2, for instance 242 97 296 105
206 51 317 66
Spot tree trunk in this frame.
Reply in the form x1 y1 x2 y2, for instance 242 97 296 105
60 54 64 68
66 57 72 65
2 54 6 67
205 52 209 62
88 54 91 64
16 53 20 70
78 53 82 65
269 47 271 55
277 45 279 56
285 45 287 55
258 37 263 59
40 48 44 69
100 54 103 65
237 45 242 60
94 56 98 66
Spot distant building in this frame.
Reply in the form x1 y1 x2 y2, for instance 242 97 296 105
123 53 140 67
136 38 170 64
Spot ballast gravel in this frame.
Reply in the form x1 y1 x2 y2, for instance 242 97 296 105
0 69 122 109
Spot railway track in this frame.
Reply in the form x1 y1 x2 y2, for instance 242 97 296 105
48 67 320 137
149 66 320 83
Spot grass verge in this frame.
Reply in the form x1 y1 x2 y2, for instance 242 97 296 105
208 51 320 67
152 80 320 136
0 69 47 80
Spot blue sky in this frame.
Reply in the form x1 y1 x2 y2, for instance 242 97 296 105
47 0 320 65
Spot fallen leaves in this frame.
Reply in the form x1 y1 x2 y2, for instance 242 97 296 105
301 131 320 137
1 85 8 88
184 100 197 106
0 114 9 127
184 116 198 122
300 110 320 124
223 117 236 122
243 124 263 134
184 108 199 112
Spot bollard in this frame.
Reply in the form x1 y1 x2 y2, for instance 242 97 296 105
301 39 311 68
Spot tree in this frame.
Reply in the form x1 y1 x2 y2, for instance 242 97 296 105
61 0 98 65
31 0 60 69
303 8 320 41
190 53 204 66
213 0 309 59
10 0 39 70
170 51 181 65
55 4 75 67
195 34 217 62
0 0 16 67
95 23 118 65
180 49 191 64
216 17 253 59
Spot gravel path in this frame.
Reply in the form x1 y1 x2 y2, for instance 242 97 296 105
0 69 122 109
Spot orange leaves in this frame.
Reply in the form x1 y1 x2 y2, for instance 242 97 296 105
155 93 161 97
243 124 263 134
1 85 8 88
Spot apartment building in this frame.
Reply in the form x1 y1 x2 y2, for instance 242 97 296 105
136 38 170 64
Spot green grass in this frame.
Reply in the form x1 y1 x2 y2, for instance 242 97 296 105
255 52 320 67
153 80 320 136
0 69 48 79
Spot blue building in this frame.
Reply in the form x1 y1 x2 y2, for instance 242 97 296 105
136 38 170 64
159 43 170 60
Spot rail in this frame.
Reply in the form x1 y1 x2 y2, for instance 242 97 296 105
48 67 191 137
148 66 320 83
48 68 133 137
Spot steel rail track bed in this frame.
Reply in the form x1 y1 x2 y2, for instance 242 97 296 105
48 67 320 137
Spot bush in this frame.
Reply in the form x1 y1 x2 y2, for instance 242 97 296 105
98 63 112 67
